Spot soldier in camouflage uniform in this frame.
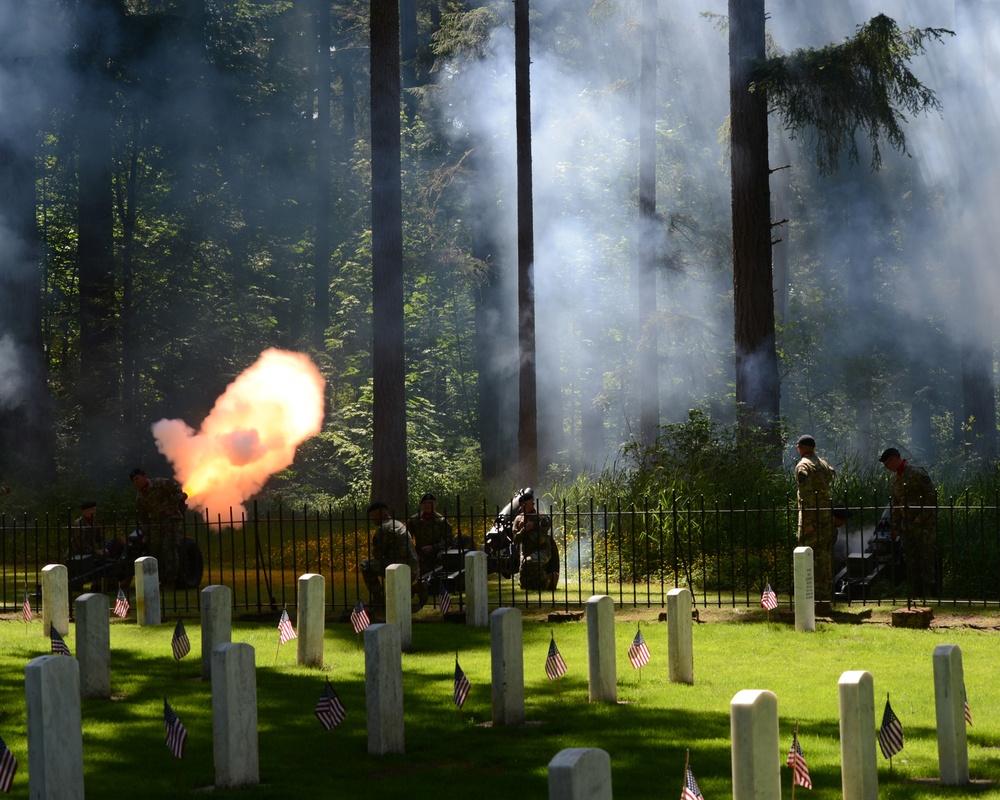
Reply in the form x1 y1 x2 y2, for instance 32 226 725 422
406 492 453 576
879 447 938 598
512 488 557 591
362 501 419 605
795 435 836 602
130 467 187 587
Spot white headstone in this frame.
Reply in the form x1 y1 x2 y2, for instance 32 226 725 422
666 587 694 684
730 689 780 800
466 550 489 627
793 546 816 632
211 642 259 789
296 573 326 667
41 564 69 637
365 623 405 754
201 585 232 680
586 595 616 703
385 564 413 651
548 748 613 800
26 655 84 800
134 556 161 626
75 592 110 699
490 607 524 725
933 644 970 785
838 670 878 800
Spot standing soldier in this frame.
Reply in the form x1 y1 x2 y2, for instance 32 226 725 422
879 447 938 598
406 492 453 577
795 435 836 603
512 488 557 591
361 501 420 607
129 467 187 588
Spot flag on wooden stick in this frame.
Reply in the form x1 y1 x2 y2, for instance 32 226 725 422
350 599 370 634
315 680 347 730
50 628 70 656
786 725 812 789
278 609 297 644
113 589 130 619
163 699 188 759
545 634 568 680
171 620 191 661
877 695 904 759
628 627 650 669
0 733 18 793
453 657 471 708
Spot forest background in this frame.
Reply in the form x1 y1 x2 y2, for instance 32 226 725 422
1 0 998 520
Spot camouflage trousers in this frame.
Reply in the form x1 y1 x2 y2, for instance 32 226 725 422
798 514 834 602
518 557 548 591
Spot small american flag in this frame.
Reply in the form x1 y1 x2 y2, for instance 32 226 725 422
350 599 370 634
113 589 130 619
278 609 297 644
0 733 18 793
163 699 188 759
545 635 568 680
453 659 471 708
964 686 972 726
761 582 778 611
314 680 347 730
680 765 703 800
877 696 904 759
50 627 70 656
786 728 812 789
171 620 191 661
628 627 650 669
439 584 452 615
21 592 31 623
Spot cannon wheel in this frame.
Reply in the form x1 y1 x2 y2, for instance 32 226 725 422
175 537 204 590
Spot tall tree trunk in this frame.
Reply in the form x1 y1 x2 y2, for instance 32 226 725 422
771 133 790 328
636 0 658 448
514 0 537 487
76 4 121 480
0 7 56 481
729 0 780 444
470 146 510 485
314 0 332 347
118 123 142 456
955 0 997 464
370 0 408 509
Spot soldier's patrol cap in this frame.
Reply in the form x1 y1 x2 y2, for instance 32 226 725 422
518 487 534 502
366 500 389 514
879 448 900 463
80 501 97 510
420 492 436 503
796 435 815 447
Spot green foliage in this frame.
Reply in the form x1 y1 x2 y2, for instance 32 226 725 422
601 409 788 507
753 14 953 174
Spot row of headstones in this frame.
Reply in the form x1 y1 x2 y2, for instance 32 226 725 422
548 646 971 800
31 550 967 796
39 550 494 645
25 621 258 799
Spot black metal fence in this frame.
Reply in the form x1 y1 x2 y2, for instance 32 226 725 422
3 496 998 616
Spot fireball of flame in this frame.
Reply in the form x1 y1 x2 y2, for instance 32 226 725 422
152 349 326 519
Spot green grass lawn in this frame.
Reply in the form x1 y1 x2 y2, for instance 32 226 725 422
1 608 998 798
